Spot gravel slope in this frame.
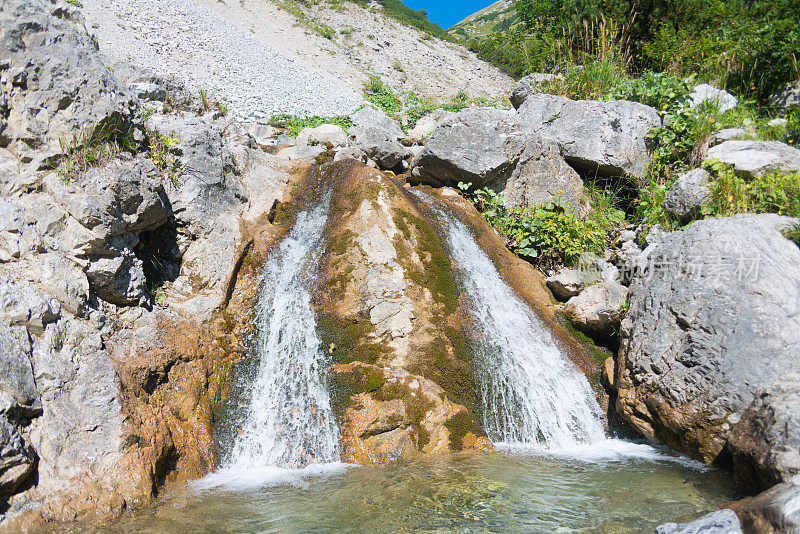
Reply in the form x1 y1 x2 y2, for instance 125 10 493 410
81 0 513 122
82 0 364 120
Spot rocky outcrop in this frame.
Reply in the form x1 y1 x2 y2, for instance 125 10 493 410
408 107 587 213
317 161 490 460
656 509 743 534
516 93 661 178
349 107 409 170
615 215 800 463
664 169 712 223
705 141 800 179
0 0 139 164
727 375 800 493
688 84 738 113
0 0 301 526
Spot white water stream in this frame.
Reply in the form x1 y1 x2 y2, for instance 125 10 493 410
222 195 340 473
420 194 606 449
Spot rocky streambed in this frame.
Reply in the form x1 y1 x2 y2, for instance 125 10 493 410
2 1 800 533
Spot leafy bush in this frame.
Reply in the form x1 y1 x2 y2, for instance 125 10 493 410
459 183 623 267
608 72 693 110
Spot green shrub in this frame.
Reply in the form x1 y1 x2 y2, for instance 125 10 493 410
538 57 630 101
608 72 693 111
701 160 800 219
459 183 623 267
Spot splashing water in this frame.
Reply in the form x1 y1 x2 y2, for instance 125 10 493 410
223 195 340 472
419 194 606 449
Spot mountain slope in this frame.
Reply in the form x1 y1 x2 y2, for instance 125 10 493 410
449 0 522 40
80 0 513 122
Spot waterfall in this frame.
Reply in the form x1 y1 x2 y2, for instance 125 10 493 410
417 193 605 450
223 194 339 471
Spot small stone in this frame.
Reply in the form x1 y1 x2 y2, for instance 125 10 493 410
689 84 738 113
546 268 583 301
664 169 712 223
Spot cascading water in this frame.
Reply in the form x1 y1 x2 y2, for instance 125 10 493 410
417 193 605 450
222 194 340 472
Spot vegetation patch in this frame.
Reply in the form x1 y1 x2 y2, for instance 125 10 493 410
269 114 353 138
701 161 800 219
458 183 624 268
364 77 499 128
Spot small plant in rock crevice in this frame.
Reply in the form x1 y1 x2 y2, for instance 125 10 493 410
56 117 137 185
783 222 800 249
147 129 186 187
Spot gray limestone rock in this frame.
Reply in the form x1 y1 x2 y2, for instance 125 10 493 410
728 374 800 492
516 93 661 178
616 215 800 463
705 141 800 179
664 169 712 223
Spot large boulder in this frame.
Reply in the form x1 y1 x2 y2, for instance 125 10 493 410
664 169 712 223
409 107 524 188
349 107 409 169
409 107 585 212
615 215 800 463
727 374 800 492
516 93 661 178
705 141 800 179
503 138 587 215
0 0 138 162
688 84 738 113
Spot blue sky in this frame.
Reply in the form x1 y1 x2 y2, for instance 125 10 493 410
402 1 494 29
